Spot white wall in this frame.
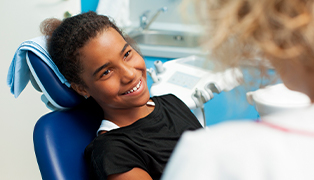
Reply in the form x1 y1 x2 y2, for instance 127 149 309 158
0 0 80 179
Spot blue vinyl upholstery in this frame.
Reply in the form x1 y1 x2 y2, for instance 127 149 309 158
27 51 84 109
29 51 103 179
34 103 102 180
33 101 103 180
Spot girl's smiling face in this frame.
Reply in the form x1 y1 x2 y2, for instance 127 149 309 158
73 27 150 111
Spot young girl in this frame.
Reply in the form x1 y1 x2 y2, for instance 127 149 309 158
41 11 202 180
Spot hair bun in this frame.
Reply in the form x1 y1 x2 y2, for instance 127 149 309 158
40 18 62 38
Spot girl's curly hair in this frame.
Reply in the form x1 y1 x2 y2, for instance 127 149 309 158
40 11 140 87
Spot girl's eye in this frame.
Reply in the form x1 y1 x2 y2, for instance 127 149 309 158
124 50 131 59
102 69 111 76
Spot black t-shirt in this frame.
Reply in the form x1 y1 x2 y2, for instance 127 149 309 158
85 94 202 180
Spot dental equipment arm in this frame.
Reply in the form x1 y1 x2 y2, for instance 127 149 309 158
149 56 243 126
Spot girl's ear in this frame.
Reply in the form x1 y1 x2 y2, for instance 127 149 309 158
71 83 90 98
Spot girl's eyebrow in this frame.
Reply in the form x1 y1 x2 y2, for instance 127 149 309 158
93 43 129 77
120 43 129 55
93 62 110 77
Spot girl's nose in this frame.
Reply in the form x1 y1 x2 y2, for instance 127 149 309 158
120 64 136 84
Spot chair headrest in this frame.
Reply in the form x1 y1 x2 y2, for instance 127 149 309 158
26 51 84 110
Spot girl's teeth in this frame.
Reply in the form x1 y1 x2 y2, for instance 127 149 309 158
125 80 141 94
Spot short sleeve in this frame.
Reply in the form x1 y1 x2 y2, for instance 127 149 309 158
86 134 149 179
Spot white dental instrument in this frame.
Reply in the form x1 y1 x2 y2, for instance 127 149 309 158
149 56 243 126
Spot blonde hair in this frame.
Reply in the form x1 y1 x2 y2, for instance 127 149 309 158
184 0 314 72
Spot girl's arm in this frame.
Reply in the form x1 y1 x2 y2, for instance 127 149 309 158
107 167 153 180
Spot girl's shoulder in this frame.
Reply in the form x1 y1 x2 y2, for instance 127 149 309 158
152 93 182 103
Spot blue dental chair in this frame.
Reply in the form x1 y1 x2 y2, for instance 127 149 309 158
27 51 103 180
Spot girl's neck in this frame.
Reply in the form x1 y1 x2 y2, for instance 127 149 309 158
102 102 154 128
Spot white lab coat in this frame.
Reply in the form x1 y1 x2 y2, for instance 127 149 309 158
162 104 314 180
